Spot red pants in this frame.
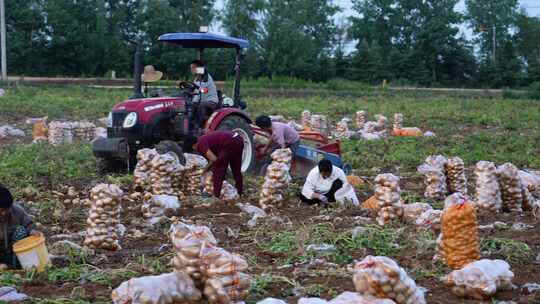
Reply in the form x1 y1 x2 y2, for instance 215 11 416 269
212 135 244 197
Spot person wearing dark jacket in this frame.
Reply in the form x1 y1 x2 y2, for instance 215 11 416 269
0 184 39 268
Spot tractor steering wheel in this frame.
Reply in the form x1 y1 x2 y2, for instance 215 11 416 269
177 81 199 92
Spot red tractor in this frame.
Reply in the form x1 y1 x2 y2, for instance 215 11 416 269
92 32 256 172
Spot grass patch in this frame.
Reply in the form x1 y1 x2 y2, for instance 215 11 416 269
247 274 297 302
480 237 533 264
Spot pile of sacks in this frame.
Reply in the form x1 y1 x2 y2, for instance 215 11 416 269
401 202 442 230
391 113 423 137
443 259 514 300
474 161 502 211
311 115 329 136
353 255 426 304
84 184 123 251
259 148 292 210
48 121 74 146
358 114 388 140
355 111 366 130
170 222 252 304
438 193 480 269
141 193 180 225
0 125 25 139
392 113 403 130
417 155 448 200
202 173 239 201
72 121 96 142
184 154 208 196
134 149 158 191
333 118 353 140
373 174 403 225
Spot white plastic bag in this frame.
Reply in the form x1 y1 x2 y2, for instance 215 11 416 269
402 203 433 223
258 298 288 304
335 183 360 206
329 292 397 304
111 272 202 304
414 209 442 230
444 259 514 300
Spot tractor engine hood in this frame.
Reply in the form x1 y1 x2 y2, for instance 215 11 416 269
113 96 185 124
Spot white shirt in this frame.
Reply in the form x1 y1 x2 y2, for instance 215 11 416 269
302 165 348 199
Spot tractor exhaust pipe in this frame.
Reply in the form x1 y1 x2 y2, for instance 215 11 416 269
130 41 143 99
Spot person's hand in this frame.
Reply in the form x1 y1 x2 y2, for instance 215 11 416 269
29 229 41 237
319 195 329 203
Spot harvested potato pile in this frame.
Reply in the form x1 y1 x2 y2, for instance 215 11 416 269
150 153 182 195
111 271 202 304
373 174 403 225
393 113 403 131
355 111 366 130
200 246 252 304
374 114 387 131
84 184 123 251
301 110 312 130
170 222 218 284
203 172 239 201
334 119 351 140
353 255 426 304
439 193 480 269
259 148 292 210
444 259 514 300
72 121 96 141
497 163 525 212
184 153 208 196
445 157 467 194
402 203 432 223
141 193 180 225
134 149 159 191
414 209 442 230
474 161 502 211
418 155 448 200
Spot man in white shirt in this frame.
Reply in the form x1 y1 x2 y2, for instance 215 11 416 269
301 159 348 205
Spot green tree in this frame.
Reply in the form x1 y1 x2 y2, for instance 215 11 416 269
515 11 540 84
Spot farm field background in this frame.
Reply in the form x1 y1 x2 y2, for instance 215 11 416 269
0 85 539 303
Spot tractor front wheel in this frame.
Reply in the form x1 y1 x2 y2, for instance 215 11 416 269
217 116 256 173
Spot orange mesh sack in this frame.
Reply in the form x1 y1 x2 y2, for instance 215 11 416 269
392 127 423 137
347 175 365 187
440 193 480 269
32 118 48 141
353 256 426 304
444 259 514 300
362 195 379 210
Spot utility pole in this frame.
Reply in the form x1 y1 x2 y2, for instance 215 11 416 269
492 26 496 64
0 0 6 81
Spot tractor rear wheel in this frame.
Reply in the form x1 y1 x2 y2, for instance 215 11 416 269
217 116 256 173
155 140 186 165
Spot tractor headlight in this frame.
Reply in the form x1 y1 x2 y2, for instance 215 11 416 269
122 112 138 128
106 112 113 127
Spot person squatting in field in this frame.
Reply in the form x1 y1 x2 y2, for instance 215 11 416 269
0 184 40 269
300 159 349 205
185 131 244 198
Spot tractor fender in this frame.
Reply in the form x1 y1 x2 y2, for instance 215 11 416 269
205 108 252 131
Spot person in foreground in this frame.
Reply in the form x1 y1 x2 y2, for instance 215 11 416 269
0 184 40 269
300 159 348 205
255 115 300 155
185 131 244 198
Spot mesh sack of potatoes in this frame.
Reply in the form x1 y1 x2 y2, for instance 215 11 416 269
149 153 182 195
301 110 312 130
299 292 397 304
497 163 524 212
356 111 367 130
134 149 159 191
414 209 442 230
199 244 252 304
259 149 292 209
141 193 180 225
184 153 209 196
393 113 403 131
311 115 329 136
334 119 351 140
444 259 514 300
418 155 448 200
445 157 467 195
519 170 540 198
374 114 388 131
288 120 304 131
202 172 239 201
48 121 74 146
373 174 403 225
353 255 426 304
439 193 480 269
72 121 96 142
84 184 123 251
112 271 202 304
473 161 502 211
402 203 433 223
169 222 218 283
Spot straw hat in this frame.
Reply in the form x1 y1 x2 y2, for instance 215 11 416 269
141 65 163 82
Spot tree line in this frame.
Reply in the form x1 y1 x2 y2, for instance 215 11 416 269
7 0 540 88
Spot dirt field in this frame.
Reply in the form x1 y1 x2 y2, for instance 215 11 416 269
0 86 539 304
